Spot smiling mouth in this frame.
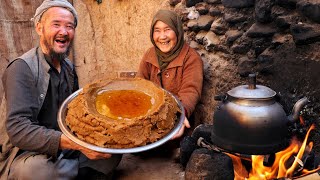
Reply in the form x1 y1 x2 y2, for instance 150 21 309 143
55 39 67 44
160 41 169 45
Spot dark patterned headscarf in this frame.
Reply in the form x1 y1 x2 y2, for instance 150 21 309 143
150 10 184 70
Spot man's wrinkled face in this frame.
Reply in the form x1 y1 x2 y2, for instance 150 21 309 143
36 7 75 60
153 20 177 53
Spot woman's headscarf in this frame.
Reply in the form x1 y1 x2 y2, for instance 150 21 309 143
150 10 184 70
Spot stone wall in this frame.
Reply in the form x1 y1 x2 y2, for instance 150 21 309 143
167 0 320 125
170 0 320 153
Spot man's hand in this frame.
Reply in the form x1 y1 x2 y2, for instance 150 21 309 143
171 117 190 140
60 134 111 160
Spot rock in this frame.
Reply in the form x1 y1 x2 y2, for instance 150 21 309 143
204 0 221 4
210 18 227 35
198 15 215 30
275 0 297 9
237 56 257 77
180 136 198 167
185 148 234 180
225 30 243 44
252 37 272 56
256 47 275 74
195 30 209 44
186 0 204 7
224 9 248 24
195 2 209 15
271 5 288 17
246 23 278 38
297 0 320 23
209 5 223 16
187 19 200 32
232 36 252 54
203 31 220 51
290 23 320 45
275 14 296 29
255 0 274 23
221 0 254 8
271 33 294 47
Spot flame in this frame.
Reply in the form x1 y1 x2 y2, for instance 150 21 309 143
230 124 320 180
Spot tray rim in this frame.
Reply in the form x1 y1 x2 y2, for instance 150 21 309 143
58 88 185 154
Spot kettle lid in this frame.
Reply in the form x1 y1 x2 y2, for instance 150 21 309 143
227 85 276 99
227 74 276 99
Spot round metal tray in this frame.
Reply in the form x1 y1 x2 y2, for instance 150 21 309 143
58 88 185 154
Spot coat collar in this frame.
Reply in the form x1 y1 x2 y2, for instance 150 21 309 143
37 47 51 74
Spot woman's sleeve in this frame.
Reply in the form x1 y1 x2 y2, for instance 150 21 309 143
178 49 204 118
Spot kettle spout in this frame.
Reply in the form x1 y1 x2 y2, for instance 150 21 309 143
287 97 309 123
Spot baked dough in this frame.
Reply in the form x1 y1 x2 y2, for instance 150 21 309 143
65 78 181 148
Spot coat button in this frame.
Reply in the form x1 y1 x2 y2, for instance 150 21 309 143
40 94 45 98
165 73 169 78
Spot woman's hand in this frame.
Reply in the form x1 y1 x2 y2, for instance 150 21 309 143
171 117 190 140
60 134 112 160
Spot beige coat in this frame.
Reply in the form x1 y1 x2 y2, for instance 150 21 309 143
137 44 203 118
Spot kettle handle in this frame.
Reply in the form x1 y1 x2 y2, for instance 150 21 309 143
288 97 309 123
214 95 227 101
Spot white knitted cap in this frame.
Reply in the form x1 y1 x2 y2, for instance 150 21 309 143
31 0 78 27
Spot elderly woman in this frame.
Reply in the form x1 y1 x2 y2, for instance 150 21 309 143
137 9 203 139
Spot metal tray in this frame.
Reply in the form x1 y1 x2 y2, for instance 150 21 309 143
58 88 185 154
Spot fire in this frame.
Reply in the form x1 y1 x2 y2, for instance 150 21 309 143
229 124 320 180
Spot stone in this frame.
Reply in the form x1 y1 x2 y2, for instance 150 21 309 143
195 2 209 15
210 18 227 35
271 33 294 47
255 0 274 23
195 30 209 44
221 0 254 8
297 0 320 23
186 0 204 7
275 15 296 29
203 31 220 51
246 23 278 38
231 36 252 54
187 19 200 32
225 30 243 44
197 15 215 30
224 9 248 24
209 5 223 16
185 148 234 180
204 0 221 4
290 23 320 45
275 0 297 9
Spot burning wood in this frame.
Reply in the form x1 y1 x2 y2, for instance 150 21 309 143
229 124 320 180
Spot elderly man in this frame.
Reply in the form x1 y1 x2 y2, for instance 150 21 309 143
1 0 121 179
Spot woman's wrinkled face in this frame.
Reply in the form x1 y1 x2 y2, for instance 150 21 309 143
153 20 177 53
36 7 75 58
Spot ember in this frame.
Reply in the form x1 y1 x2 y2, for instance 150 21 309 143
229 124 320 180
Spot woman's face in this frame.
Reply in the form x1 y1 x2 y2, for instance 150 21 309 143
153 20 177 53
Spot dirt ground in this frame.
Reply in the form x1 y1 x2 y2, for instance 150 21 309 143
113 152 185 180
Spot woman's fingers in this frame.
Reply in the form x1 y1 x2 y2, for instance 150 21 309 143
171 118 190 140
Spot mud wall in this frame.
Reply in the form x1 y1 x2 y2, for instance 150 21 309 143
73 0 170 85
0 0 169 118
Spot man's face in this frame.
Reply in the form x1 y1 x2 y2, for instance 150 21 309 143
153 20 177 53
36 7 75 60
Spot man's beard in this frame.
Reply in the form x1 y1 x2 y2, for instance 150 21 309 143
43 36 72 62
